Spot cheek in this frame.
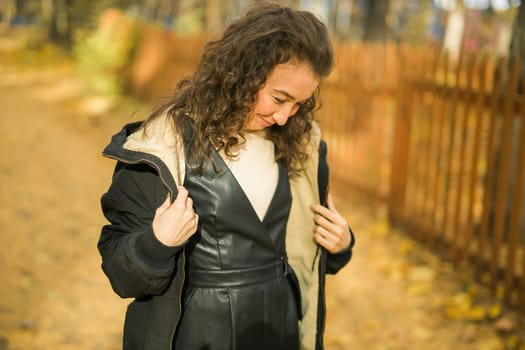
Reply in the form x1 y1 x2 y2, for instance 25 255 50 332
253 94 275 116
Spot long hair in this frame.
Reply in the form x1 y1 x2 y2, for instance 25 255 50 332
145 1 334 176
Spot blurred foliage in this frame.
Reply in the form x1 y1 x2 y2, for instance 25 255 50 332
1 1 520 50
72 9 139 96
173 6 204 35
0 28 70 69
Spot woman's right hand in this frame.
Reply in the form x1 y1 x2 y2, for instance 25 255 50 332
152 186 199 247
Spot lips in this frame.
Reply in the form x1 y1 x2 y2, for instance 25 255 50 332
259 117 273 127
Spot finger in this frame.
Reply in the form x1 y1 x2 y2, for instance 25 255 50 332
186 197 193 210
191 213 199 229
172 186 189 208
315 225 337 241
312 204 342 225
314 213 339 233
182 214 199 240
314 226 348 253
326 193 338 213
156 194 171 212
314 232 336 252
311 203 329 215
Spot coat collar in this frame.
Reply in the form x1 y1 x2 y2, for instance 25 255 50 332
102 113 184 200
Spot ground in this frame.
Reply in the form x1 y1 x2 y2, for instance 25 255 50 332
0 33 524 350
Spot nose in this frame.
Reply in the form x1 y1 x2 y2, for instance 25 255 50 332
272 112 289 126
272 105 297 126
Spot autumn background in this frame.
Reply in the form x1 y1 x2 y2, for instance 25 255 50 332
1 0 525 349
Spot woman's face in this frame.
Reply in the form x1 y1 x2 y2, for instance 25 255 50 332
243 62 320 131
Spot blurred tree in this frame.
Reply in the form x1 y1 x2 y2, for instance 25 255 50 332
508 1 524 95
395 0 432 45
362 0 390 41
327 0 354 40
205 0 221 32
45 0 137 47
47 0 73 46
509 2 524 62
0 0 15 27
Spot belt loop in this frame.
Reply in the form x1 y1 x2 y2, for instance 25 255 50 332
281 256 289 275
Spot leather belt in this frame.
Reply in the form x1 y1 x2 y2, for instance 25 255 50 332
187 259 289 288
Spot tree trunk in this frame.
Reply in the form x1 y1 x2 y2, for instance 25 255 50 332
205 0 221 32
47 0 72 46
509 3 525 58
0 0 16 28
362 0 390 41
509 2 525 90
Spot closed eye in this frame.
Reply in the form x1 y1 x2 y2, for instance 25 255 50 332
273 96 285 104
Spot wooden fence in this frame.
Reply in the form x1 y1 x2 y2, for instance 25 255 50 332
320 42 525 312
124 24 525 312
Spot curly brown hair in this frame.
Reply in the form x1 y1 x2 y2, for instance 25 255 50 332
145 1 334 176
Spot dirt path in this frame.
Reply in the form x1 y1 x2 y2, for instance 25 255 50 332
1 47 523 350
0 64 136 349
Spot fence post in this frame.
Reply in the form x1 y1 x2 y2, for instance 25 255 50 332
388 45 410 224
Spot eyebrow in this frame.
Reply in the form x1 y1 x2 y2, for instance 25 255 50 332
273 88 310 103
273 88 296 100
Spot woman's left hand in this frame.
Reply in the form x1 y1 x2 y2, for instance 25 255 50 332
311 193 350 254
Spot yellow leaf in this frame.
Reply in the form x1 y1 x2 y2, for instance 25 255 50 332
476 337 504 350
408 266 435 283
466 305 486 321
407 283 431 296
487 304 501 319
467 285 479 299
496 285 504 300
398 240 413 254
411 326 431 341
369 220 390 237
363 319 381 331
506 336 519 349
443 293 472 320
452 292 473 309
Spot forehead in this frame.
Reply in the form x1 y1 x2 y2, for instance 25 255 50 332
265 62 320 100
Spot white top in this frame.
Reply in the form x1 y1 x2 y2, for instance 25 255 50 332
220 131 278 221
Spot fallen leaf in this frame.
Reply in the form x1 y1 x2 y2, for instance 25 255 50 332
443 292 475 320
398 240 413 254
493 316 515 333
408 266 435 283
411 326 431 341
363 319 381 331
466 305 486 321
487 304 502 319
407 283 431 296
496 286 504 300
476 336 504 350
458 325 477 342
506 336 519 349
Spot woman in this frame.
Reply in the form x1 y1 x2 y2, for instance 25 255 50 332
98 2 355 349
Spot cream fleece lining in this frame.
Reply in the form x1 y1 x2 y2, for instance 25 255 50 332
286 125 321 350
122 113 321 350
123 113 185 186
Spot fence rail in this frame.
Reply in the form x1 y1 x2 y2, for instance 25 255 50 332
320 42 525 312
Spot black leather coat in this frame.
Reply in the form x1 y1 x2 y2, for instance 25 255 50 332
98 121 354 349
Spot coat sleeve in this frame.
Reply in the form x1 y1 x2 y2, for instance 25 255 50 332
325 227 355 274
98 162 182 299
